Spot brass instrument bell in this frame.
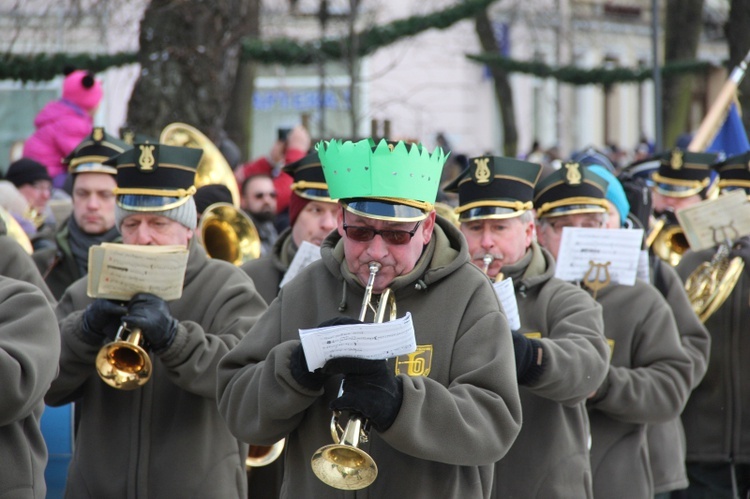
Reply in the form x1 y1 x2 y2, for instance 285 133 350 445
95 323 152 390
199 202 261 265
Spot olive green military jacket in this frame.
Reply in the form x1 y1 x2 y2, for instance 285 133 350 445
493 242 609 499
588 279 693 499
218 218 523 499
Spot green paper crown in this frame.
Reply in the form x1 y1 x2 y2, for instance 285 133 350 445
316 138 448 204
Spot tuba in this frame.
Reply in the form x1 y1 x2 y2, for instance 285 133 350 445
199 202 261 265
310 262 395 490
95 322 152 390
159 122 241 208
685 240 745 323
646 213 689 266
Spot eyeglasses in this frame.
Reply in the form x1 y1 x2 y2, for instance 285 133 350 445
342 212 421 245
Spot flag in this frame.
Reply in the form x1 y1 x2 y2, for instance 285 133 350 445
707 102 750 158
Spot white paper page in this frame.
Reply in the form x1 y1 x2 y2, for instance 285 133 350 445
493 277 521 331
299 312 417 371
279 241 322 288
676 190 750 251
555 227 644 286
637 249 651 283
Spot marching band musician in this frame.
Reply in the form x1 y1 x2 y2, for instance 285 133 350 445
675 151 750 498
0 275 60 499
218 138 522 498
533 164 693 499
33 127 129 300
0 219 56 304
444 155 610 498
241 151 339 304
45 143 268 498
588 164 711 499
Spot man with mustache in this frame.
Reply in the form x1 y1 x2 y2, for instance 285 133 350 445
445 155 609 498
218 138 522 498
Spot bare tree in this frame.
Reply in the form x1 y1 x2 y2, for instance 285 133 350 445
726 0 750 133
475 8 518 157
662 0 705 148
126 0 256 143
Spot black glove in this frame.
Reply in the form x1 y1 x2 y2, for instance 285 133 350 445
290 343 328 390
289 317 362 390
512 330 545 386
121 293 178 352
329 359 403 432
81 299 128 345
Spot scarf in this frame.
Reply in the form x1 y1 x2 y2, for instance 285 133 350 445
67 216 120 275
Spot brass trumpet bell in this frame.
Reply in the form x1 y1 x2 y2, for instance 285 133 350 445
649 221 689 266
246 438 286 469
311 417 377 490
95 325 152 390
199 202 261 265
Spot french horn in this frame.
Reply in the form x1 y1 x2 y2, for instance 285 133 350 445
685 242 745 322
310 262 396 490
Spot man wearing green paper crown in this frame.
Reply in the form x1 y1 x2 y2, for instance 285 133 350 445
218 138 522 498
444 155 610 498
46 142 268 498
534 163 693 499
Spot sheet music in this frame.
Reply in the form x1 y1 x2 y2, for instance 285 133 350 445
555 227 644 286
493 278 521 331
677 190 750 251
637 249 651 282
299 312 417 371
279 241 322 288
87 243 188 301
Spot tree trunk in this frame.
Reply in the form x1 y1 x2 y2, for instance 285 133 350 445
475 9 517 157
126 0 255 143
225 0 261 160
662 0 704 149
726 0 750 134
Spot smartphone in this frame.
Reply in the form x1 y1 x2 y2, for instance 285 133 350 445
277 128 291 142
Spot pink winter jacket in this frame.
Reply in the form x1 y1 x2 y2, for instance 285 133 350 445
23 99 93 182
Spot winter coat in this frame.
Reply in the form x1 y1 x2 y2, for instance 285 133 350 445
217 217 523 498
23 99 93 181
0 276 61 499
46 242 268 498
493 242 609 499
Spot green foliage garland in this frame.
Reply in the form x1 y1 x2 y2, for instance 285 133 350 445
0 52 137 83
466 53 713 86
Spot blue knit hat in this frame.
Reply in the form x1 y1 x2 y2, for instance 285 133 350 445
587 165 630 227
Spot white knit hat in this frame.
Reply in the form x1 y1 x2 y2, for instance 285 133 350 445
115 196 197 232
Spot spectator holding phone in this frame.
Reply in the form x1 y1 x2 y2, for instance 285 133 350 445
235 125 311 220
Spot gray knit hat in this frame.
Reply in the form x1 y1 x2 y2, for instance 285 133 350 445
115 196 197 231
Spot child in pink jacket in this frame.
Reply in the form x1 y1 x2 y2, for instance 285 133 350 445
23 69 103 189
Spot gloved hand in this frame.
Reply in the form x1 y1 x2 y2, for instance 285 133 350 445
290 343 328 390
121 293 178 352
81 299 128 345
289 317 362 390
329 359 403 432
512 330 545 386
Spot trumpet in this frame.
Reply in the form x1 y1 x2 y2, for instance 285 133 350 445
95 323 152 390
482 255 504 282
310 262 395 490
646 213 689 266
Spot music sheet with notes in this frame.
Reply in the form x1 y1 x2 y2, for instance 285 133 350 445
677 190 750 251
299 312 417 371
279 240 322 288
554 228 644 286
87 243 188 301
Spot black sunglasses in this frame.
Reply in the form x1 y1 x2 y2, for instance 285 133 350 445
342 210 421 245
